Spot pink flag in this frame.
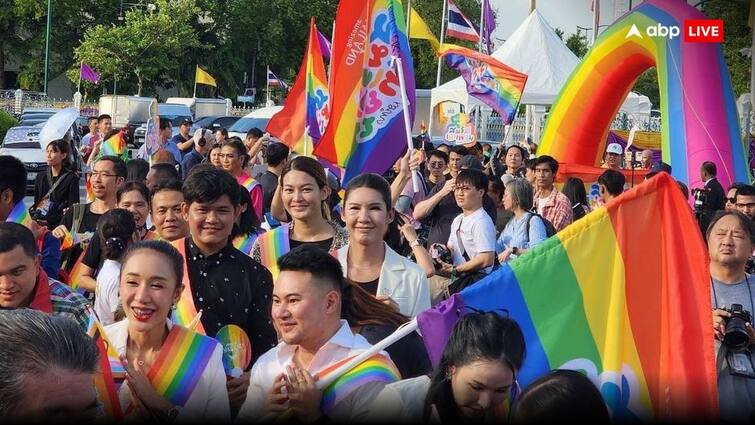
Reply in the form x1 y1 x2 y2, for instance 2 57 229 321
80 63 100 84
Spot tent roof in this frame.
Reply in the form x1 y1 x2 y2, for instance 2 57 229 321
431 9 580 109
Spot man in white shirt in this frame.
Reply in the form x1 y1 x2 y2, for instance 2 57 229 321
441 169 496 277
238 245 396 422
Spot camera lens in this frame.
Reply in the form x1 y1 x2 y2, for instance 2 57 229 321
725 305 751 352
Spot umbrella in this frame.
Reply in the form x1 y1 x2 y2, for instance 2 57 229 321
38 107 79 150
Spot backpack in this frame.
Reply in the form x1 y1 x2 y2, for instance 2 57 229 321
525 212 557 244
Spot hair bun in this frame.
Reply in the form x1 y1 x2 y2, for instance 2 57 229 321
105 237 125 253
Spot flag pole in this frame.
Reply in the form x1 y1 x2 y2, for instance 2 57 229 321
435 0 448 88
77 61 83 94
406 0 412 34
393 56 420 193
266 65 271 105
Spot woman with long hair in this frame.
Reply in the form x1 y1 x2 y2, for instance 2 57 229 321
252 156 348 277
221 138 263 221
561 177 591 221
33 139 79 229
105 240 230 421
93 208 137 325
370 312 526 423
232 184 264 256
336 173 431 318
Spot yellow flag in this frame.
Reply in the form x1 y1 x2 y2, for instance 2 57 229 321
409 7 440 51
195 65 217 87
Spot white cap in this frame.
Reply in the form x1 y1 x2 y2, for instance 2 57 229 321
606 143 623 155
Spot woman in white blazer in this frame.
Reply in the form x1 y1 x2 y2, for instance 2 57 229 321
337 173 431 318
104 240 230 423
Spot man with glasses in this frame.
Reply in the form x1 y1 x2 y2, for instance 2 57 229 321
425 150 448 189
533 155 573 232
735 185 755 221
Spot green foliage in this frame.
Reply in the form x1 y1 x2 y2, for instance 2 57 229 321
565 30 589 59
632 68 660 110
0 109 18 142
702 0 750 97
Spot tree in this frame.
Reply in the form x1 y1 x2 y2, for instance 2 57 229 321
69 0 203 96
702 0 750 97
565 30 589 59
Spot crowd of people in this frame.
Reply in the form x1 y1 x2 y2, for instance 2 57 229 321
1 117 755 423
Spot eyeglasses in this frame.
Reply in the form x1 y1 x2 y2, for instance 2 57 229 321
453 186 474 193
727 197 737 204
428 161 445 168
90 171 118 179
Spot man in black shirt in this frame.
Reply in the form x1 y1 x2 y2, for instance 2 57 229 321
180 167 276 413
172 117 194 156
256 142 289 213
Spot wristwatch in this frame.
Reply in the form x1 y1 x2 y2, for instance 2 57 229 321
409 239 422 248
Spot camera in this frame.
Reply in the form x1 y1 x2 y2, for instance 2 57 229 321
430 243 453 268
723 303 753 352
692 187 709 214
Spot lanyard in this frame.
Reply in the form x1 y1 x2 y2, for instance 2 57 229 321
711 274 754 314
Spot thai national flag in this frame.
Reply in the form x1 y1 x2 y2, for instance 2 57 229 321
267 68 288 88
447 0 480 43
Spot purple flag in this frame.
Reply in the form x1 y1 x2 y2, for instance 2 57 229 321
316 29 331 59
482 0 497 54
80 63 100 84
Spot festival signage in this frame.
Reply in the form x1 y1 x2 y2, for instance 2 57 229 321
444 112 476 146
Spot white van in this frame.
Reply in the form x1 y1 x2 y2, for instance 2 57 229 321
228 106 283 140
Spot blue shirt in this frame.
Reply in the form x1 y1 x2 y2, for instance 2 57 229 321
181 149 204 180
496 212 547 255
41 232 61 280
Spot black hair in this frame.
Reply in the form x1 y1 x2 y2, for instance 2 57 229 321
456 168 488 191
505 145 528 162
117 180 150 206
534 155 559 174
150 163 179 183
126 158 150 182
597 169 625 197
233 184 261 238
222 138 249 168
736 184 755 200
265 142 290 167
278 245 345 296
728 182 747 194
87 116 98 123
525 158 537 171
186 162 216 178
97 114 112 122
449 145 469 157
428 149 449 164
246 128 264 139
150 179 184 200
121 240 184 290
215 128 229 138
96 155 128 179
97 208 136 261
183 167 241 207
0 222 38 258
47 139 72 170
159 118 171 130
562 177 589 217
706 210 755 245
0 156 27 204
513 369 609 423
281 156 330 220
701 161 717 177
677 180 689 200
487 179 504 201
424 313 526 423
344 173 392 211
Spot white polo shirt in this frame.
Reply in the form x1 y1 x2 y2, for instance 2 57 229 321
238 320 392 422
447 207 497 274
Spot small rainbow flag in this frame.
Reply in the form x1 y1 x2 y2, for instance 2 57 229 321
416 174 717 420
146 325 218 407
86 313 123 420
170 238 206 335
253 224 290 281
239 174 260 193
233 230 263 257
316 353 400 412
6 201 31 227
85 176 95 203
438 43 528 125
67 251 89 295
215 324 252 378
97 130 128 160
61 229 94 250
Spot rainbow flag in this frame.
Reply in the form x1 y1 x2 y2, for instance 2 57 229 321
170 238 206 335
97 130 128 160
86 313 123 420
215 324 252 378
316 353 400 412
85 176 95 203
61 229 94 250
313 0 415 184
416 173 717 421
67 251 89 294
146 325 218 407
253 223 290 281
239 174 261 193
438 44 527 125
267 17 330 156
5 201 31 227
233 230 263 257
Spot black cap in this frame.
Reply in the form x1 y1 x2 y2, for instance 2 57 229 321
179 117 193 126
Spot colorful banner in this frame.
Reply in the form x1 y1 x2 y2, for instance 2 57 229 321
417 173 717 421
96 130 128 161
215 324 252 378
314 0 416 184
6 201 31 227
316 354 400 412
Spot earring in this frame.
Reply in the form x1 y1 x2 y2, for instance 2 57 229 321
171 303 177 311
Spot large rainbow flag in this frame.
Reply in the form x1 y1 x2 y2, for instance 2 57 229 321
96 130 128 161
417 173 717 420
438 44 527 125
267 17 330 156
313 0 415 184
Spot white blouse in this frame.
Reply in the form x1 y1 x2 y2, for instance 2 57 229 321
104 319 231 423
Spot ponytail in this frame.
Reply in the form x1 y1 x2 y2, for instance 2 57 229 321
96 208 136 262
341 281 408 329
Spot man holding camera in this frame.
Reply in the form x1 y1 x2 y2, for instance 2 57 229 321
708 210 755 422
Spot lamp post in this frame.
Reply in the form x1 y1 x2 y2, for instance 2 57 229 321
43 0 51 96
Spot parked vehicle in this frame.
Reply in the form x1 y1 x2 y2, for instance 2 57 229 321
228 106 283 140
193 115 240 131
165 97 229 119
132 103 194 146
98 95 153 146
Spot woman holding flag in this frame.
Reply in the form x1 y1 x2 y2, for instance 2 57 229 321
105 240 230 421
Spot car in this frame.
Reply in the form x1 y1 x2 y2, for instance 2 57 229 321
228 106 283 140
0 124 83 194
132 103 195 147
193 115 240 132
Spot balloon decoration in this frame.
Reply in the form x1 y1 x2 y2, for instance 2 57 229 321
538 0 749 192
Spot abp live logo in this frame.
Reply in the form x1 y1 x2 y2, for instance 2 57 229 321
625 19 723 43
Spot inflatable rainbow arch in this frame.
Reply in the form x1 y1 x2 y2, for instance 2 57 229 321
538 0 750 191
